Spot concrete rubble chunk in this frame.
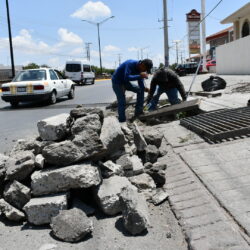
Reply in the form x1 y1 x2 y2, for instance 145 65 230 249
5 151 35 181
3 180 31 209
50 208 93 243
23 193 68 225
119 186 150 235
159 138 169 156
35 154 45 169
70 106 104 120
131 122 147 152
100 116 126 154
10 138 42 155
72 198 95 216
130 155 144 175
143 128 163 148
0 153 8 179
72 131 105 159
71 114 102 135
129 173 156 191
151 188 169 205
31 163 101 196
121 123 134 144
37 113 69 141
0 198 25 221
95 175 134 215
143 144 160 164
99 160 123 178
145 162 166 187
116 154 133 171
42 140 83 166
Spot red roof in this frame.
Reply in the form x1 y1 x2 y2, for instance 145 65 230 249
206 26 233 42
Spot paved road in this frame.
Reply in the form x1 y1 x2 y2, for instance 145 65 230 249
0 80 115 154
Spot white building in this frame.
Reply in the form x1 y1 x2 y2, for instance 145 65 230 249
216 2 250 74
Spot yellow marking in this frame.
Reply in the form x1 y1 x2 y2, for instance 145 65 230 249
27 83 33 93
10 85 16 94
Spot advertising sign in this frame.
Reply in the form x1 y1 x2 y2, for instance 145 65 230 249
186 10 201 54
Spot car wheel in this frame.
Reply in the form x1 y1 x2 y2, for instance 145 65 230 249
91 78 95 85
49 91 57 104
68 87 75 99
10 101 19 107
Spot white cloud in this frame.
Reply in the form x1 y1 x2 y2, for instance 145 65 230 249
71 1 111 20
103 45 120 52
128 47 138 52
9 29 58 55
70 47 84 56
58 28 83 44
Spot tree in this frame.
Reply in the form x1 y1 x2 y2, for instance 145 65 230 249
23 63 39 69
158 63 164 69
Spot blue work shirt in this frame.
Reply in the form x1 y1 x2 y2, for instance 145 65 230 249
112 59 144 88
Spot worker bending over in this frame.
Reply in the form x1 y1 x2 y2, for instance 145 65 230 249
112 59 153 122
146 67 187 110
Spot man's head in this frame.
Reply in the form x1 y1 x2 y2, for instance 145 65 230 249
138 59 153 74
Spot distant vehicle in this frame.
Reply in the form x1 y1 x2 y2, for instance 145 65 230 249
175 62 201 76
65 61 95 85
1 68 75 107
206 60 216 70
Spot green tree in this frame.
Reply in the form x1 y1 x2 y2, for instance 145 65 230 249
158 63 164 69
23 63 39 69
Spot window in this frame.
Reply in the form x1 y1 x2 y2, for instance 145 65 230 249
49 70 58 80
83 65 91 72
55 70 64 79
242 21 250 37
12 70 46 82
66 64 81 72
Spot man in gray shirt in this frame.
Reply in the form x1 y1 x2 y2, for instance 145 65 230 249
146 67 187 111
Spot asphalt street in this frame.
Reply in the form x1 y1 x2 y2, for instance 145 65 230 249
0 79 115 154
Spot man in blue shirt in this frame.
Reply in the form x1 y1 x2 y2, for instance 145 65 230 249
112 59 153 122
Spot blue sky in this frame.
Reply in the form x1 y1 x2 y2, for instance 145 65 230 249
0 0 249 69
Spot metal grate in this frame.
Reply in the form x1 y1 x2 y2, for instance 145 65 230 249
180 106 250 142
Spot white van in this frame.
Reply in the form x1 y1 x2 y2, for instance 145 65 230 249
65 60 95 85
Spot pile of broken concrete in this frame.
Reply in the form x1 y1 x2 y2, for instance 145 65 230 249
0 106 168 243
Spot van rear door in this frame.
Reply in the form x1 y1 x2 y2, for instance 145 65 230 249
65 63 82 82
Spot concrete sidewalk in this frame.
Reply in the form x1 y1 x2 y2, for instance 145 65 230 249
150 73 250 249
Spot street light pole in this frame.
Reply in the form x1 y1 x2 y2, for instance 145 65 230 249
82 16 114 74
6 0 15 77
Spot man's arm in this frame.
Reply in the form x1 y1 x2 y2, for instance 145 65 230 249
124 63 141 82
169 71 187 101
146 77 157 103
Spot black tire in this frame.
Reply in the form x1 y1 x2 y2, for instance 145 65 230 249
91 78 95 85
49 91 57 104
10 101 19 107
68 87 75 99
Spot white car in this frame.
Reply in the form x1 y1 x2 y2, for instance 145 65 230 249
1 68 75 107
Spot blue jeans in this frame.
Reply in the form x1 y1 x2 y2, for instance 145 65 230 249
148 86 180 111
112 81 144 122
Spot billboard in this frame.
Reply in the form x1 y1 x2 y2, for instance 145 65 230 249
186 10 201 54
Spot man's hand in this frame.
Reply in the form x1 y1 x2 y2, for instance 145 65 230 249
140 72 148 79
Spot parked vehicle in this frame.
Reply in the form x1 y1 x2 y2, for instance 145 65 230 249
206 60 216 70
175 62 201 76
65 61 95 85
1 68 75 107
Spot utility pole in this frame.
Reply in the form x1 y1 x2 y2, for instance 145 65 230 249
140 46 149 60
117 53 122 65
163 0 169 67
201 0 207 72
85 42 92 61
82 16 114 74
173 40 181 64
6 0 15 77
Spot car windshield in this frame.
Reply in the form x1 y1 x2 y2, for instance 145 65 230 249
12 70 47 82
66 64 81 72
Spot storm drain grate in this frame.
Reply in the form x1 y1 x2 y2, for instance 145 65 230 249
180 106 250 142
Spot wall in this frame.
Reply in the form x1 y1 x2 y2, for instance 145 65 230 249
216 35 250 74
